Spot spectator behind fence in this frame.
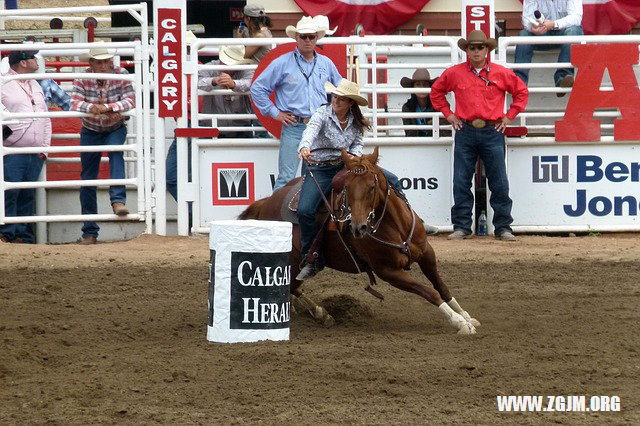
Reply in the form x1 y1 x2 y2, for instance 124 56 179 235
0 50 51 244
400 69 438 137
430 31 528 242
39 79 71 111
239 4 273 62
166 44 256 207
71 45 135 245
251 16 342 192
515 0 584 97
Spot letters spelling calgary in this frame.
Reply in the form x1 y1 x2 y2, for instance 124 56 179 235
237 261 291 324
157 10 182 117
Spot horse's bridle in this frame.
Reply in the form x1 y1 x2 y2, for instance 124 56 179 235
343 166 417 268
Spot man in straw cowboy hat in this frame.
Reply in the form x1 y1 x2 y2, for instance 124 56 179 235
71 44 135 244
296 79 407 280
251 16 342 192
166 44 257 205
430 30 528 242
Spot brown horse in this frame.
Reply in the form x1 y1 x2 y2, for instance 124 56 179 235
238 147 479 334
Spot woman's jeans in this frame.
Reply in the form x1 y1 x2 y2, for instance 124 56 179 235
451 123 513 235
297 161 406 258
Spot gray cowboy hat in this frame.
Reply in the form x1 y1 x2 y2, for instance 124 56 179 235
400 69 437 88
457 30 497 52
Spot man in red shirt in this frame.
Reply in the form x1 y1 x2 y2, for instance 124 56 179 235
431 30 528 241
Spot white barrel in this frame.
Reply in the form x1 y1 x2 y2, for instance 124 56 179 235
208 219 292 343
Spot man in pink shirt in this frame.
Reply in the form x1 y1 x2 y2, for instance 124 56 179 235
0 49 51 244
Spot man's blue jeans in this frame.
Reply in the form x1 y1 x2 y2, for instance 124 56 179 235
0 153 44 243
514 26 584 86
273 122 305 192
79 126 127 238
452 124 513 235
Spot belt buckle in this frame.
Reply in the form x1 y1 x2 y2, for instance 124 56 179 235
471 119 486 128
302 117 310 125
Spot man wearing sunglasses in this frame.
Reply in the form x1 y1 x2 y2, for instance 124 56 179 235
251 16 342 191
430 30 528 242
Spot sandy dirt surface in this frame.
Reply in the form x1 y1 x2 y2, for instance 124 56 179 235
1 233 639 424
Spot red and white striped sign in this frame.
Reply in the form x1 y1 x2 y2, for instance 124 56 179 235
294 0 431 36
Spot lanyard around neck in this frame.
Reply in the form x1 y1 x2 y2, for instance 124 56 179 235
470 63 491 86
294 51 317 83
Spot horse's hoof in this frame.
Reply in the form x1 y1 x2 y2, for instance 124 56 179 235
457 323 476 335
468 318 481 327
322 314 336 328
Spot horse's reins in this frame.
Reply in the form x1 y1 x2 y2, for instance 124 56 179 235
351 167 417 269
302 161 363 275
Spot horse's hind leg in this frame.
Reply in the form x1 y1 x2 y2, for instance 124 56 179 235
417 243 481 328
374 266 475 335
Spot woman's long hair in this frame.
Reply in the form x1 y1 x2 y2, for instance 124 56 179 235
350 102 371 134
247 16 273 34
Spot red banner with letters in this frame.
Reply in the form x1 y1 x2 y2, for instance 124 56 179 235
294 0 430 36
157 8 182 118
518 0 640 35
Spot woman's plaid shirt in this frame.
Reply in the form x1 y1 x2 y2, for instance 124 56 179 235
70 66 135 132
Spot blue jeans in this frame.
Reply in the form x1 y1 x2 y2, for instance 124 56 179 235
273 122 305 191
297 161 406 257
79 126 127 238
514 26 584 86
0 153 44 243
166 139 193 226
452 124 513 235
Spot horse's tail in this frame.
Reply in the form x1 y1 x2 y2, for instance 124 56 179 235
237 197 268 220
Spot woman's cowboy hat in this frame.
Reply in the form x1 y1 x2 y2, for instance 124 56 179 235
285 16 325 39
218 45 257 65
457 30 497 51
400 69 437 88
325 79 368 106
81 43 115 61
313 15 338 36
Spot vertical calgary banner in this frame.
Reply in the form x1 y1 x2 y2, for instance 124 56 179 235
156 8 183 118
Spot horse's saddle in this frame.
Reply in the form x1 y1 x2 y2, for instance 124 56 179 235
279 169 349 225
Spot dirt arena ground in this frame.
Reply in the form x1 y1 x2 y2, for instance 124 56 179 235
1 233 639 424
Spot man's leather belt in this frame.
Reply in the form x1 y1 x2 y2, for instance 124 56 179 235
464 118 502 128
293 115 310 124
308 159 343 166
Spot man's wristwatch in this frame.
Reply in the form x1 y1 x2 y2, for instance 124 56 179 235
553 21 559 30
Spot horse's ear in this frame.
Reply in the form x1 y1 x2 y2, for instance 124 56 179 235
341 148 355 168
367 146 379 165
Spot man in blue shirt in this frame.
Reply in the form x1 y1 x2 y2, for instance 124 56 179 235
251 16 342 191
38 79 71 111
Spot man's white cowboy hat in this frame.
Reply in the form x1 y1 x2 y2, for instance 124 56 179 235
313 15 338 36
218 45 257 65
81 43 114 61
325 79 368 106
285 16 325 39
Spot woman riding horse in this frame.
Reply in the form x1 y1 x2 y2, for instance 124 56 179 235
296 79 406 280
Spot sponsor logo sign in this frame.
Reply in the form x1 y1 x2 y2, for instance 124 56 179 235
211 162 255 206
508 145 640 227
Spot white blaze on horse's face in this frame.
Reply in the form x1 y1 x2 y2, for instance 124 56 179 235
346 168 378 238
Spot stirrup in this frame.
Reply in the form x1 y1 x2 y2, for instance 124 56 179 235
296 262 318 281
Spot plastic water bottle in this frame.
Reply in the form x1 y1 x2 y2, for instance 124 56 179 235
477 210 488 236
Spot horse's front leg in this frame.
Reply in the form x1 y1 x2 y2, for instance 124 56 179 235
374 266 476 335
417 243 481 328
